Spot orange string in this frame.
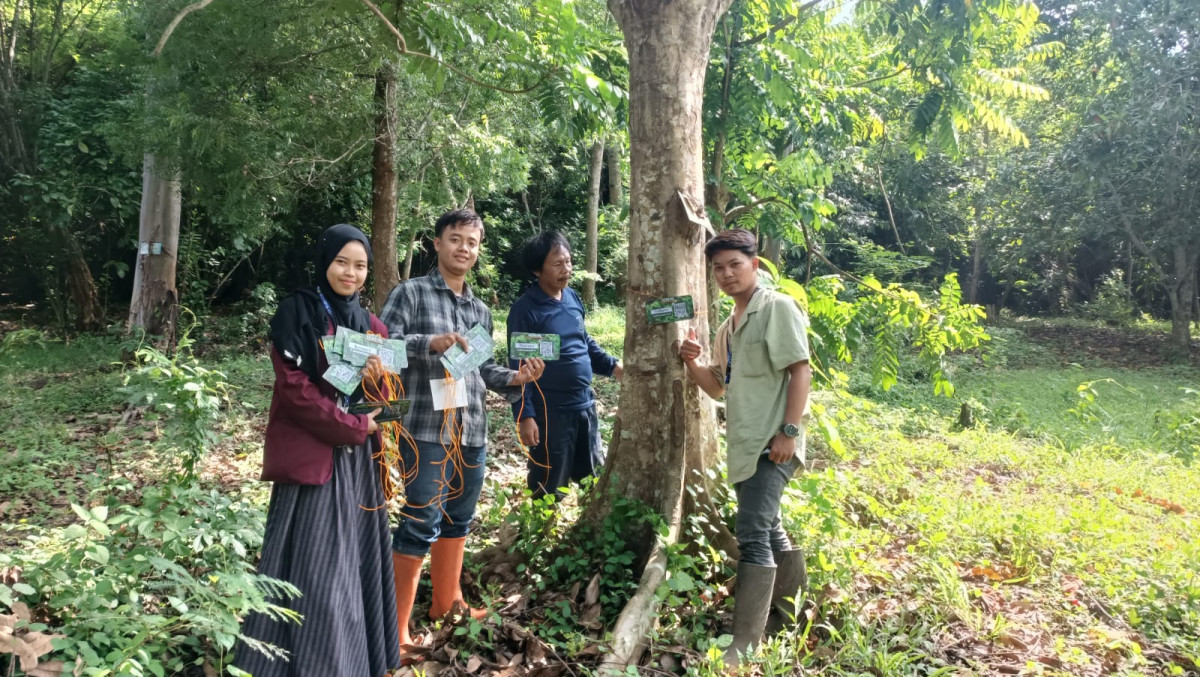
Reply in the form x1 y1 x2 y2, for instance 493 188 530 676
513 359 552 494
359 367 427 519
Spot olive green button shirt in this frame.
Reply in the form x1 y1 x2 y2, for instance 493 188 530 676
705 288 811 486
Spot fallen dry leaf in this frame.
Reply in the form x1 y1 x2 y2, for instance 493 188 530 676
584 573 601 607
24 659 68 677
525 637 547 663
579 603 603 629
5 630 65 671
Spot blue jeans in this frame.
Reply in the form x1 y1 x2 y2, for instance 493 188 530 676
391 439 486 557
525 405 603 499
733 454 799 566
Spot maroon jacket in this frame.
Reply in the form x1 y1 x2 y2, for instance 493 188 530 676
261 314 388 485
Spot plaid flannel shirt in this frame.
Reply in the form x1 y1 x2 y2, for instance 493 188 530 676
379 268 519 446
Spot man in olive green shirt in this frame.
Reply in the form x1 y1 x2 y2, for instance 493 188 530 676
679 228 812 665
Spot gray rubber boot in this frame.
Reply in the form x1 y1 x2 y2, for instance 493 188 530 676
765 548 807 635
724 563 776 667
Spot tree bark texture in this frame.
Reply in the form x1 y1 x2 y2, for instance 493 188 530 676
583 140 604 308
605 142 622 205
55 226 102 331
1167 244 1196 354
968 230 985 306
370 63 400 310
591 0 734 669
128 154 181 344
763 234 783 267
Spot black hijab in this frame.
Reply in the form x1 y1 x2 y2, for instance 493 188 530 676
269 224 373 382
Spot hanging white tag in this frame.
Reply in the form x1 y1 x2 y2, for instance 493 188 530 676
430 377 468 411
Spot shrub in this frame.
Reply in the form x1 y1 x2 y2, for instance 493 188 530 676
0 484 295 676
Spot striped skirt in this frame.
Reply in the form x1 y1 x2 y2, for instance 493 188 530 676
235 443 400 676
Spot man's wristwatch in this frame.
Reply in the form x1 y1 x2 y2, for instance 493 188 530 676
780 422 802 439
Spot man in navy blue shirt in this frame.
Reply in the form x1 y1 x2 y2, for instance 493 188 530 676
507 231 623 499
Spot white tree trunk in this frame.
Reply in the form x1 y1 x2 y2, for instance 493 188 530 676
128 154 181 343
583 139 604 307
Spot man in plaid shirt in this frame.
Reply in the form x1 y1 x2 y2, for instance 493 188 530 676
380 209 544 658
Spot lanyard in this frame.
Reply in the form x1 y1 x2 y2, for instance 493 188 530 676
317 288 336 321
724 287 762 385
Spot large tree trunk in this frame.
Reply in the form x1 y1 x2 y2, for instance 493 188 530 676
55 227 102 331
583 140 604 308
128 154 181 344
370 63 399 309
1167 244 1196 354
589 0 734 670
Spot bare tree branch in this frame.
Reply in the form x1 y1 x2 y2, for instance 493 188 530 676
878 167 905 253
723 195 789 224
1103 179 1169 286
847 65 911 89
732 0 825 47
358 0 407 51
154 0 214 57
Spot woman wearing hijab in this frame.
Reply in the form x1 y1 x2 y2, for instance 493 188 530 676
235 224 401 677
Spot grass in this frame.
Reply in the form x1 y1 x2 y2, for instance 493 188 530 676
790 399 1200 674
2 310 1198 676
783 323 1200 675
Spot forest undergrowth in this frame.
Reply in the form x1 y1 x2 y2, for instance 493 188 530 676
0 313 1196 676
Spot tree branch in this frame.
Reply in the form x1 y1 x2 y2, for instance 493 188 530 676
1103 179 1169 286
878 167 905 253
358 0 406 51
732 0 825 47
847 65 910 89
723 196 789 224
359 0 552 95
153 0 214 57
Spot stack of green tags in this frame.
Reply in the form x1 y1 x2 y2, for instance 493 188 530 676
321 326 408 395
440 324 495 380
509 332 561 360
646 295 695 324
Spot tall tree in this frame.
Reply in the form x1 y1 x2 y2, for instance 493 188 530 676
588 0 1049 667
587 0 732 669
582 138 604 307
0 0 125 329
1063 0 1198 353
127 155 181 341
370 59 400 309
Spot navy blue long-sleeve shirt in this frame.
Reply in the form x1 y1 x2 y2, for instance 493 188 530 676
507 285 618 419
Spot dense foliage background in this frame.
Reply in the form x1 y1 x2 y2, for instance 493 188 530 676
2 0 1195 350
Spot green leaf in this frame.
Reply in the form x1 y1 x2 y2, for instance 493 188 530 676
89 544 110 565
71 503 91 522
